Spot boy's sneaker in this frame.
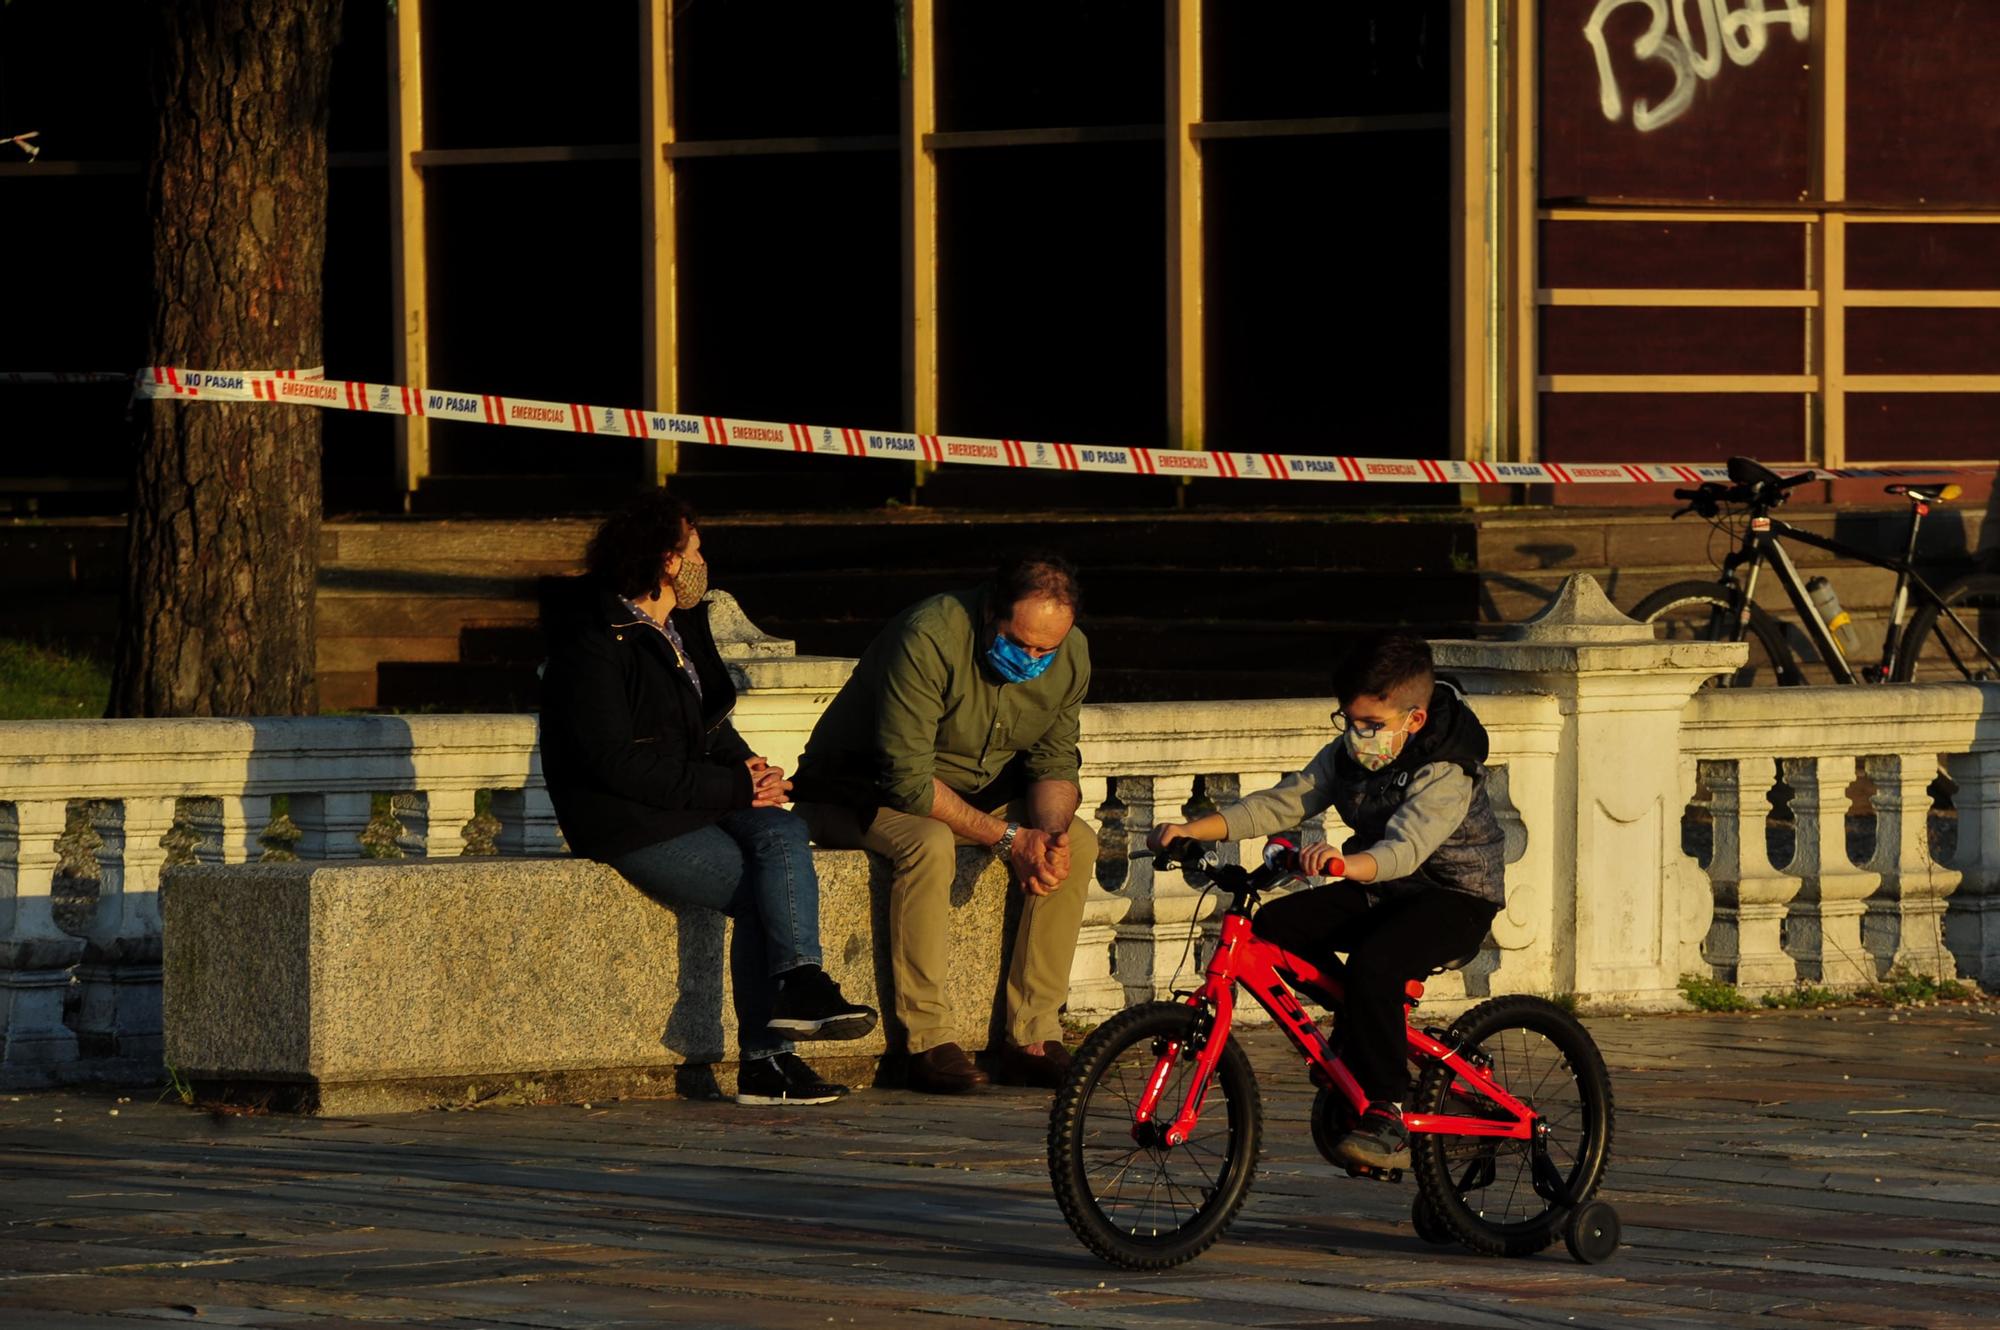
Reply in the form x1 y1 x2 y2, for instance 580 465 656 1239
1332 1100 1410 1170
734 1051 849 1106
766 965 879 1041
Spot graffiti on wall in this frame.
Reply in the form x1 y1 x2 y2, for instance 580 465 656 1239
1585 0 1811 133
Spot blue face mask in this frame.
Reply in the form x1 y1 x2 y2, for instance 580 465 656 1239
987 632 1056 684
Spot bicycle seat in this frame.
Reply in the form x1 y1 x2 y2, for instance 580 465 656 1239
1429 946 1485 975
1888 482 1961 505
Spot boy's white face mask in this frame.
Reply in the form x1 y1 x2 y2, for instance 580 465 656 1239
1345 715 1413 771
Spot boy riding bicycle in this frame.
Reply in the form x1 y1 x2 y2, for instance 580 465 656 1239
1148 632 1505 1171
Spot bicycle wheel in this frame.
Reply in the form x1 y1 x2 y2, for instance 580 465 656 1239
1409 995 1614 1258
1893 573 2000 682
1629 581 1800 686
1048 1001 1262 1270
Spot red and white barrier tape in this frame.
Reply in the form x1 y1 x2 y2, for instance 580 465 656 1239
2 367 323 387
19 364 1993 486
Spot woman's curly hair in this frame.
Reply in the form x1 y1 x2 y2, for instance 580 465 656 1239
584 491 699 600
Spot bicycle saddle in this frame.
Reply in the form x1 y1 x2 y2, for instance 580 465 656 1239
1888 482 1961 505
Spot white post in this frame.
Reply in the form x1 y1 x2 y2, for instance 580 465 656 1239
1702 758 1802 990
0 799 86 1083
1943 749 2000 987
1113 774 1206 1000
73 797 178 1065
492 788 566 856
290 793 373 860
1862 752 1960 979
410 789 479 859
1780 755 1880 987
190 795 274 865
1065 774 1127 1018
1436 575 1748 1008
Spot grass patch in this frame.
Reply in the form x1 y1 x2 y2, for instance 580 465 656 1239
1867 967 1974 1005
1678 972 1754 1012
1757 983 1844 1010
0 638 109 719
1539 991 1581 1016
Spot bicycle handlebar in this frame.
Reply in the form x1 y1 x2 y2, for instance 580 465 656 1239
1669 459 1817 519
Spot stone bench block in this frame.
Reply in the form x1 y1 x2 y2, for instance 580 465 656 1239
161 849 1016 1114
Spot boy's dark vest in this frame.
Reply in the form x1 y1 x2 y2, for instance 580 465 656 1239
1328 680 1507 907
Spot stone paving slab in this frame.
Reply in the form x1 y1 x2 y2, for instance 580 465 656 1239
2 1002 1997 1327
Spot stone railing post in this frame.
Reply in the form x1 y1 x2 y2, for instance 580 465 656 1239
73 797 178 1066
1702 758 1802 990
408 789 479 858
1113 774 1206 1000
1064 774 1126 1018
491 788 566 855
0 799 86 1085
190 795 274 865
1943 749 2000 987
290 792 373 860
1862 752 1961 979
1780 756 1880 986
1436 574 1747 1008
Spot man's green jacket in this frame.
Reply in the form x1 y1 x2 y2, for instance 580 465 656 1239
792 587 1088 816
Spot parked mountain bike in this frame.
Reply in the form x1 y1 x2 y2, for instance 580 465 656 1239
1630 456 2000 686
1047 838 1618 1270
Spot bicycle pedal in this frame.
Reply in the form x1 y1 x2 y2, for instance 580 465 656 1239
1342 1164 1405 1184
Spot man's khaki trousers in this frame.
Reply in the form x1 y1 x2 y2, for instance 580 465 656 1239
795 801 1096 1053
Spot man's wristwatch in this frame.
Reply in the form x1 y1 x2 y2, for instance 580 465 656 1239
994 821 1021 856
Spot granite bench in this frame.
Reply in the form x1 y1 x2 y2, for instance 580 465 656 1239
160 849 1018 1113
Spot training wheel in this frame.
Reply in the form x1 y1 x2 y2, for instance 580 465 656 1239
1564 1200 1621 1264
1410 1194 1453 1246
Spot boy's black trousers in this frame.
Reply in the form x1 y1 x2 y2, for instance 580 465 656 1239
1252 881 1499 1104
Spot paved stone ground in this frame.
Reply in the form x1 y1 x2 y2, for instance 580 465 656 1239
3 1002 1998 1329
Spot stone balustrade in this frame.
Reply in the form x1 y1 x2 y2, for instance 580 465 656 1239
4 576 1998 1089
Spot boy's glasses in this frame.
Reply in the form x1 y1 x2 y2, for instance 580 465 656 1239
1329 709 1398 739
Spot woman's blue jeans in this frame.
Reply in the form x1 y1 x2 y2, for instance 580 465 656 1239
609 807 823 1058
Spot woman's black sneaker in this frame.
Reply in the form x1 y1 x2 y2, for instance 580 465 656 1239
734 1051 849 1106
766 965 879 1041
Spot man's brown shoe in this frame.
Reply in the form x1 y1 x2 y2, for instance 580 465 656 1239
992 1041 1073 1089
907 1042 989 1094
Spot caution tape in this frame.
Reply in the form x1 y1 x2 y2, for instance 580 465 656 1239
3 367 322 386
19 363 1993 486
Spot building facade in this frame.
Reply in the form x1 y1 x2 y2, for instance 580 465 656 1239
2 1 1995 515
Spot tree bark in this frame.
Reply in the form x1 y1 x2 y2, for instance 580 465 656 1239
110 0 342 717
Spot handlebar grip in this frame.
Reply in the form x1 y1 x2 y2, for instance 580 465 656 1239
1672 488 1702 501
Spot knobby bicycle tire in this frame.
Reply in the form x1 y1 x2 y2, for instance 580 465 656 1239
1893 572 2000 683
1048 1002 1262 1270
1410 995 1615 1258
1629 581 1800 686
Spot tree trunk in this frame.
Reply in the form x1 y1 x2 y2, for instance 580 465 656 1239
110 0 342 717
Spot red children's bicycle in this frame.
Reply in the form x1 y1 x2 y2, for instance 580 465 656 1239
1048 838 1620 1269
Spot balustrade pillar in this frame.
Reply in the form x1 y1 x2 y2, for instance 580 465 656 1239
1862 753 1960 979
73 797 178 1066
408 789 480 858
492 788 566 855
1702 759 1803 989
289 793 373 860
190 795 274 865
1065 775 1126 1018
0 800 86 1084
1781 756 1880 987
1943 750 2000 987
1112 774 1208 1000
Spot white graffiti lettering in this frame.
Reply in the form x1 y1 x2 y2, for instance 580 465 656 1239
1584 0 1809 133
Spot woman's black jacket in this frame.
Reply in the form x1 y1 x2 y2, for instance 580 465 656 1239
538 578 756 861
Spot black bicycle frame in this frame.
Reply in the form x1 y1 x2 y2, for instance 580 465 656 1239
1717 506 1996 682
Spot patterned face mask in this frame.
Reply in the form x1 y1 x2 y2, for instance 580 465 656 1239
1344 716 1411 771
670 552 708 610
